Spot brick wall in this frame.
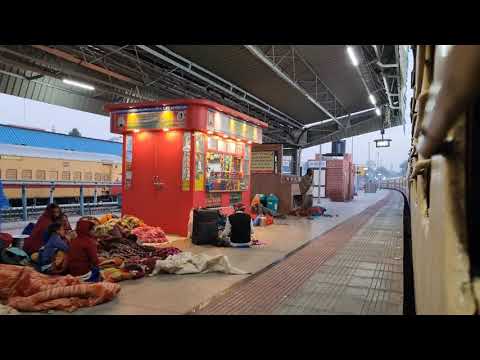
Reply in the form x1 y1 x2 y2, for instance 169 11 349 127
325 155 354 202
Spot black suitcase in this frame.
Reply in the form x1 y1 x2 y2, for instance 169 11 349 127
192 208 220 245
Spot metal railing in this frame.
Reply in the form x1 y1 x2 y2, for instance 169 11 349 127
1 180 122 221
379 177 408 198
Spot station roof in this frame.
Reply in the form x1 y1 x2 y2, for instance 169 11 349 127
0 124 122 156
0 45 406 148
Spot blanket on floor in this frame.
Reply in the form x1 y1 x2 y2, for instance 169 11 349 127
0 303 18 315
150 252 250 276
0 264 120 312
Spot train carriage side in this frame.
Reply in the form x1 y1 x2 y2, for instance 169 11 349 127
0 145 122 206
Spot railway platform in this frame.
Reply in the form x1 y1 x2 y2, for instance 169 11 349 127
64 189 403 315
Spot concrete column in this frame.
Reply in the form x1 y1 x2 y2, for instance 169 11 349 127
80 185 85 216
21 184 27 221
49 183 55 204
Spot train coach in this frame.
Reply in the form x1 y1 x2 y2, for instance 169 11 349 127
0 124 122 207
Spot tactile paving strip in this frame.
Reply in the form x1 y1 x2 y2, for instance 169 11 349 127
190 193 396 315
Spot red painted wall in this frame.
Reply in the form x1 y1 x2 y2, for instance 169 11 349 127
122 130 193 236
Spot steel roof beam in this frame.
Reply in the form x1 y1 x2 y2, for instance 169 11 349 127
304 107 376 129
305 115 385 147
0 51 153 103
154 45 303 128
371 45 400 110
135 45 303 130
244 45 345 129
32 45 143 86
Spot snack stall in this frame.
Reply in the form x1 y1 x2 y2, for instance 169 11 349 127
105 99 268 236
251 144 302 215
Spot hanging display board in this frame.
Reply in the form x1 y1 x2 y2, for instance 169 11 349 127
251 151 275 173
125 134 133 189
194 132 206 191
207 109 262 143
182 132 191 191
114 105 187 131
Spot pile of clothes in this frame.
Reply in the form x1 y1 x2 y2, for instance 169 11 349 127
131 225 168 244
0 264 120 312
93 215 181 282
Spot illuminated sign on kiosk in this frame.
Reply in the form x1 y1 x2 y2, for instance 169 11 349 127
207 109 262 143
114 105 187 131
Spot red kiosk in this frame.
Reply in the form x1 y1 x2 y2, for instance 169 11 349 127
105 99 268 237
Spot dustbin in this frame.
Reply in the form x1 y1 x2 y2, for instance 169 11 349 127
266 194 279 213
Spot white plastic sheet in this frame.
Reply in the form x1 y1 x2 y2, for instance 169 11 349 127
151 252 249 276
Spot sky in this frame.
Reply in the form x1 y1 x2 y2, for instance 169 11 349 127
0 93 115 140
0 48 413 172
301 121 411 172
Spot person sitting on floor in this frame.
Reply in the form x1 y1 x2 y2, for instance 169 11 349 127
36 222 70 274
24 203 73 255
67 219 100 282
220 203 255 248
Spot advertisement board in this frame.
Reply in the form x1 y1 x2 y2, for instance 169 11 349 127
251 151 275 173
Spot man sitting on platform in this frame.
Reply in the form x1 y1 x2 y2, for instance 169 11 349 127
220 203 255 248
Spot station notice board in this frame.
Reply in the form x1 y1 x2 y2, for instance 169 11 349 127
251 151 275 173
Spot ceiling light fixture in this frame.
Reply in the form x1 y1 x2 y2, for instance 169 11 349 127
375 108 381 116
369 94 377 105
62 78 95 91
346 46 359 66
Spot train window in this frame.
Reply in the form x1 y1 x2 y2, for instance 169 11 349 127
21 170 32 180
73 171 82 181
103 174 111 182
36 170 46 180
84 172 92 181
62 171 71 181
94 173 102 182
48 171 58 181
6 169 17 180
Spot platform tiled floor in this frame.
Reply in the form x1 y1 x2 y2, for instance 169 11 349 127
21 191 396 315
274 193 403 315
194 192 403 315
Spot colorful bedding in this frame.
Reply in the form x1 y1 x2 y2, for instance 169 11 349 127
131 225 168 244
0 264 120 312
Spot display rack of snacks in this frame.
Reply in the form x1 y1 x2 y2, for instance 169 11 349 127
205 137 249 193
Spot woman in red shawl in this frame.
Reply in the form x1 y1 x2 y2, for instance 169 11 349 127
24 204 72 255
67 219 100 282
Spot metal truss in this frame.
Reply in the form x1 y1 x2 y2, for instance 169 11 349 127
344 45 404 131
136 45 304 130
0 45 304 143
306 114 388 147
244 45 348 128
0 44 404 147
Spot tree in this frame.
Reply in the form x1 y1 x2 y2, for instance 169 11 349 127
68 128 82 137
